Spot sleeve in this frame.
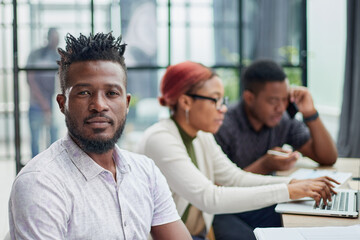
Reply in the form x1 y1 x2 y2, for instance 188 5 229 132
287 119 311 150
151 162 181 226
140 128 291 215
9 172 69 240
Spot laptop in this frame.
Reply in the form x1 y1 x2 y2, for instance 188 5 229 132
275 189 359 218
275 165 360 218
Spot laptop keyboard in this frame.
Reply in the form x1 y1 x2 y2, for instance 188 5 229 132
314 192 349 211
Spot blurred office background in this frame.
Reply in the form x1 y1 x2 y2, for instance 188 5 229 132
2 0 359 238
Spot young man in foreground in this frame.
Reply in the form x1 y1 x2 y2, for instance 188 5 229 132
9 32 191 240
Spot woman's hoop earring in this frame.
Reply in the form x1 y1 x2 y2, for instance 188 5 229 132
185 109 189 124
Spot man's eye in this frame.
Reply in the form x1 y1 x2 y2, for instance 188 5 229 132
269 99 279 105
107 91 119 96
79 91 90 95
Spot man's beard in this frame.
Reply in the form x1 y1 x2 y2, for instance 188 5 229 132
65 112 126 154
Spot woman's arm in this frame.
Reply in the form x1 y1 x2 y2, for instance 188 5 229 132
139 129 290 215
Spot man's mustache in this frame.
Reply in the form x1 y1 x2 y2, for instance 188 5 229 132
83 113 114 125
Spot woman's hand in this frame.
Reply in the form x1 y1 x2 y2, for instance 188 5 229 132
287 177 340 206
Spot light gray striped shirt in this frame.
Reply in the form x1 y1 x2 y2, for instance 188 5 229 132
9 134 179 239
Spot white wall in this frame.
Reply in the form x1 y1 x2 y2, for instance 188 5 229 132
307 0 347 141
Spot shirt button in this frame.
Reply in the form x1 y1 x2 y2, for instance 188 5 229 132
124 221 127 227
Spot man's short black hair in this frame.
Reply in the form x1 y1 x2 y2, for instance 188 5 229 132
57 32 127 94
242 59 287 94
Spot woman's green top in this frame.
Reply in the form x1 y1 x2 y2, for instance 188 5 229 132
171 117 198 223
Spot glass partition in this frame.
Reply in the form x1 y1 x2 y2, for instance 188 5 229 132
2 0 306 170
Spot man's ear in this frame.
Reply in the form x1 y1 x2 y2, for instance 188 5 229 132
56 94 66 114
243 90 255 106
126 93 131 114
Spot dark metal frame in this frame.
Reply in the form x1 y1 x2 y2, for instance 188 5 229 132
300 0 308 86
13 0 21 173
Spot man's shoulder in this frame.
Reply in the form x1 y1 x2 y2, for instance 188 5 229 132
10 141 71 206
16 139 70 182
222 101 244 123
27 47 46 59
24 142 62 166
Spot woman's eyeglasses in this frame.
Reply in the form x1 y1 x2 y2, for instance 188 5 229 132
186 93 228 110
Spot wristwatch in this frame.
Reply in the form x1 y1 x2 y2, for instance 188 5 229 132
303 111 319 123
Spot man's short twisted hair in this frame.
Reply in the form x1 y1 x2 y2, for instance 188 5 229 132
242 59 286 95
57 32 127 94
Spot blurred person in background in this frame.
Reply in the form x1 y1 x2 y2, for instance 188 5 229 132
137 61 338 240
215 59 337 175
213 59 338 239
26 27 60 157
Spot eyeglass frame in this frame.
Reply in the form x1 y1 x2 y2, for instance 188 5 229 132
185 93 228 110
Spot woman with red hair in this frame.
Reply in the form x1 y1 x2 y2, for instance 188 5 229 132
137 61 337 240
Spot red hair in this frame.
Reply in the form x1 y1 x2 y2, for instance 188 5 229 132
159 61 215 109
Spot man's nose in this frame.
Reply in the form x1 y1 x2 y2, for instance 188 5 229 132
88 93 109 112
276 101 287 112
